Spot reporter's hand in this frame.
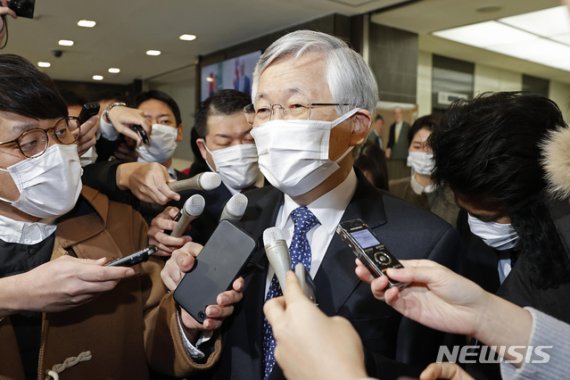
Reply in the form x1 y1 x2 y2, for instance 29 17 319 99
160 242 244 333
73 115 99 156
0 0 16 18
264 272 367 380
15 255 135 313
180 277 244 331
420 362 474 380
116 162 180 204
107 105 151 145
148 206 190 256
355 259 488 337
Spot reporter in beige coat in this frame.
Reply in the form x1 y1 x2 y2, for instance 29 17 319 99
0 54 242 379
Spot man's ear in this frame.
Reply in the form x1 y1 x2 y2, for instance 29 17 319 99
350 109 372 146
176 124 184 142
196 138 209 162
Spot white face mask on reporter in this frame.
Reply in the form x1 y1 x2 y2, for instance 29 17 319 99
137 124 178 163
205 143 260 190
407 151 435 175
250 109 358 197
0 144 83 219
467 213 519 251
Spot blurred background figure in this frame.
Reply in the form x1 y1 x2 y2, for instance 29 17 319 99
367 114 385 149
389 115 458 226
355 141 389 191
385 107 410 179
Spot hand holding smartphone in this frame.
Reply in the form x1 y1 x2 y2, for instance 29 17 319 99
174 220 256 323
106 246 157 267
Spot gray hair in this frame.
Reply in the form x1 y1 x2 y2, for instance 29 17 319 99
251 30 379 114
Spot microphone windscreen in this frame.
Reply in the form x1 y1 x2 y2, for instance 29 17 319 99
199 172 222 190
263 227 285 248
184 194 206 216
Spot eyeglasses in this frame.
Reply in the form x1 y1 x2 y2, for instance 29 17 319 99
243 103 352 125
0 116 80 158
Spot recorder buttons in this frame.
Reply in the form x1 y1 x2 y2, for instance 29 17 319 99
374 251 392 266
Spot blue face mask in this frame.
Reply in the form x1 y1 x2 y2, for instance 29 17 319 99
467 213 519 251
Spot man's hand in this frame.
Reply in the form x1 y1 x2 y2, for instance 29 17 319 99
107 105 151 145
160 242 244 334
355 259 488 337
148 206 190 256
264 272 368 380
5 255 135 314
116 162 180 204
73 115 99 156
420 362 474 380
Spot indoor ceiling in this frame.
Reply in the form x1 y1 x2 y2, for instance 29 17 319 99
371 0 570 84
3 0 567 84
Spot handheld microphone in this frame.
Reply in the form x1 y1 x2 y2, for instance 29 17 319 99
171 194 205 237
263 227 291 291
168 172 222 193
219 193 248 222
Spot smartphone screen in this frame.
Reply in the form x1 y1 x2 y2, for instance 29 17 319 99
173 220 256 323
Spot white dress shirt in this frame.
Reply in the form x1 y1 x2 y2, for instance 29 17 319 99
265 169 357 293
0 214 56 245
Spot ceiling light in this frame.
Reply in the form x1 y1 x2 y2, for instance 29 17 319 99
38 61 51 68
108 67 120 74
92 75 104 81
433 21 537 49
58 39 74 47
500 6 570 39
77 20 96 28
179 34 197 41
146 50 161 56
433 5 570 73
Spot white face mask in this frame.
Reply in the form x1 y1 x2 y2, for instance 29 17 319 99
0 144 83 219
407 151 435 175
467 213 519 251
205 143 260 190
137 124 178 163
250 109 358 197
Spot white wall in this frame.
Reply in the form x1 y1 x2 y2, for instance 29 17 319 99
416 52 570 122
549 81 570 123
474 65 521 94
416 51 432 117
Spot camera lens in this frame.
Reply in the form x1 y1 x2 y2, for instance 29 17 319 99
198 311 206 320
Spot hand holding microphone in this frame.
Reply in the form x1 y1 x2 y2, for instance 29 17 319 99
220 193 248 222
168 172 222 193
171 194 205 237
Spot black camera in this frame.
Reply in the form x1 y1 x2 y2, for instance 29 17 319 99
8 0 36 19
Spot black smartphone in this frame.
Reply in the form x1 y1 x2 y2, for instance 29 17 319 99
336 219 406 288
131 125 149 145
174 220 256 323
106 246 157 267
77 102 100 125
8 0 35 18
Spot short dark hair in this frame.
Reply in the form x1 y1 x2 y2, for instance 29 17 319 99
0 54 67 120
374 114 384 122
134 90 182 126
60 90 86 107
430 92 569 287
194 89 251 139
431 92 565 212
407 114 437 147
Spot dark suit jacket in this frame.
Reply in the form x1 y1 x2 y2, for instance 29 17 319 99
207 173 463 380
387 122 411 160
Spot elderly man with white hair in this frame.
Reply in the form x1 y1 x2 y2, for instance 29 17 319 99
161 29 463 380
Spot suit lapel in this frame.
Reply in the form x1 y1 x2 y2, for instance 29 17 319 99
238 187 284 378
314 176 388 315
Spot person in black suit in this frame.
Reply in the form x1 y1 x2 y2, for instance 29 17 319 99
161 30 462 380
148 89 264 252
